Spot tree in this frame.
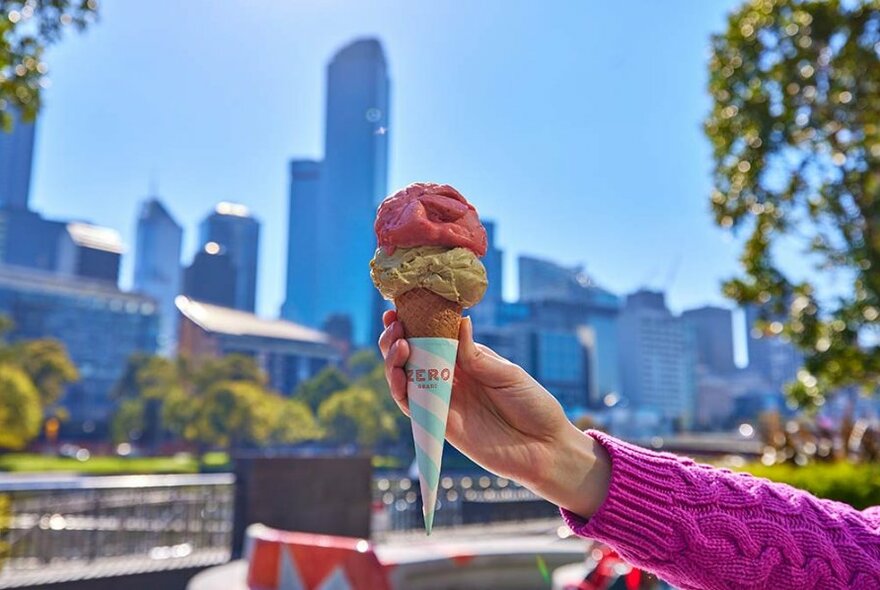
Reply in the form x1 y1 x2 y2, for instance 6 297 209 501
269 398 322 444
705 0 880 407
318 386 395 448
1 0 98 130
294 365 350 412
189 381 275 449
346 348 381 379
13 339 78 407
0 364 42 450
192 354 267 392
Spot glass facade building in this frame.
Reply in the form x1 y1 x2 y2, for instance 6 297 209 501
282 160 322 325
0 113 35 210
133 198 183 355
198 203 260 312
0 265 158 434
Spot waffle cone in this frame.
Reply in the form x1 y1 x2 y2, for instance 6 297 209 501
395 288 462 339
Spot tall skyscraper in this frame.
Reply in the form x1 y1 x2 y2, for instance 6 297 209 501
682 305 736 374
618 289 696 429
199 202 260 312
134 198 183 355
314 38 390 345
0 113 36 210
469 219 503 327
282 160 322 325
56 222 124 284
183 243 237 309
745 305 803 391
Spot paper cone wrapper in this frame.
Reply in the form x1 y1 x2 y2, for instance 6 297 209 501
405 336 458 535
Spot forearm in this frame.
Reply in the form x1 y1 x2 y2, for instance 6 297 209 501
558 430 880 590
526 422 611 519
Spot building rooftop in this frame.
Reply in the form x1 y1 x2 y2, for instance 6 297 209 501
213 202 251 218
175 296 330 344
66 222 125 254
0 264 153 303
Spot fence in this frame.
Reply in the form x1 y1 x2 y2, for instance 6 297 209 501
0 474 234 588
372 474 558 532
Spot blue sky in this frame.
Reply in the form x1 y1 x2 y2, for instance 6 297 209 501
32 0 745 319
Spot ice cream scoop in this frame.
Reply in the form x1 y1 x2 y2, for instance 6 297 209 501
370 246 487 308
375 183 488 256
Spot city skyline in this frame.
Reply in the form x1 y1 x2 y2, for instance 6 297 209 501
28 0 757 325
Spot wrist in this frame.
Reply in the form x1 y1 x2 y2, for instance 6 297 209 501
532 424 611 519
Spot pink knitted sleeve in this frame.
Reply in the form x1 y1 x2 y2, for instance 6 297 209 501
560 430 880 590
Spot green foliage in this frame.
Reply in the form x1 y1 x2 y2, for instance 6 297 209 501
188 381 275 449
12 339 78 407
0 0 98 129
705 0 880 406
295 365 350 411
192 354 267 390
346 348 381 379
743 460 880 510
111 398 144 444
0 453 198 474
270 398 322 444
0 493 9 571
318 386 397 448
0 364 43 450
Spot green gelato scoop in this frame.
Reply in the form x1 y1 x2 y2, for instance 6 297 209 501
370 246 488 308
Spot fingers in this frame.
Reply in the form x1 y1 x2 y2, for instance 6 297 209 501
378 319 404 358
384 339 411 416
457 316 527 387
382 309 397 329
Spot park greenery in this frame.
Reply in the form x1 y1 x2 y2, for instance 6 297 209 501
706 0 880 406
0 318 78 451
110 349 405 453
0 0 98 130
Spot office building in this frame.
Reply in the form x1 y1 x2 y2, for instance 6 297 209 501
618 289 696 429
0 265 158 434
745 305 803 391
133 198 183 355
183 243 237 309
0 113 36 210
57 222 123 284
199 202 260 312
0 208 67 271
469 220 504 327
515 255 622 406
176 296 340 395
282 160 322 325
313 38 390 345
682 305 736 374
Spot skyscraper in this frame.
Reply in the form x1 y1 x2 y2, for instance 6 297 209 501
199 202 260 312
314 38 390 345
745 305 803 391
134 198 183 355
282 160 322 325
468 219 503 327
183 243 237 309
618 289 696 429
682 305 736 374
56 222 124 284
0 113 36 210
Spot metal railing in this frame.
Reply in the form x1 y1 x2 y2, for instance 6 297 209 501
372 474 558 532
0 474 234 588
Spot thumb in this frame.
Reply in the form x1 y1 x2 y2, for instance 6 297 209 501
457 316 527 387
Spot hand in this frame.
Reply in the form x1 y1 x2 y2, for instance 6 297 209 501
378 310 610 519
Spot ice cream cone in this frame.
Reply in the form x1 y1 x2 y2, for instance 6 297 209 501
395 288 461 534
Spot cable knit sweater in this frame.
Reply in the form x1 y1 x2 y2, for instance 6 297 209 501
560 430 880 590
